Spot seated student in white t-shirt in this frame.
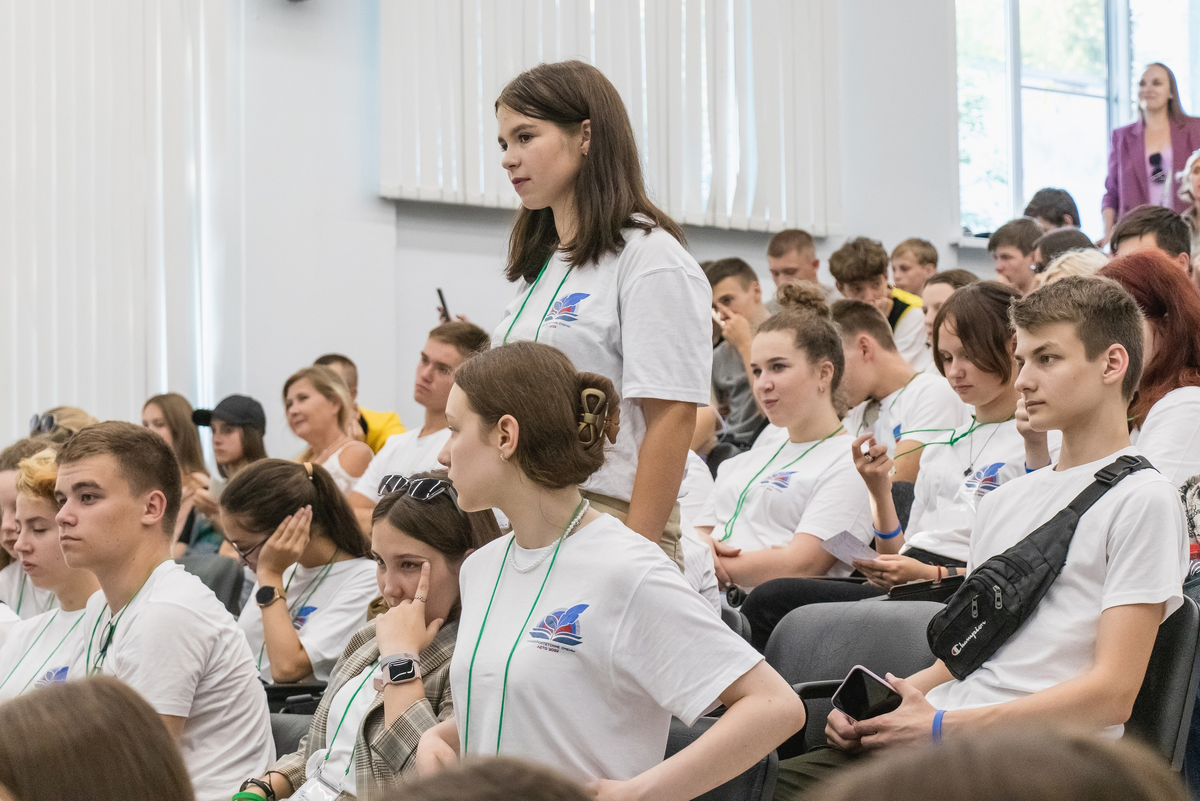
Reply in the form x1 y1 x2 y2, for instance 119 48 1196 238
773 276 1189 798
220 458 379 685
414 342 804 796
0 447 100 700
693 284 872 592
0 439 58 619
835 300 969 483
349 322 492 532
54 422 273 801
829 237 927 367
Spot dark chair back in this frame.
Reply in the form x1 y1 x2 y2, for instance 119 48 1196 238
764 600 942 755
1127 594 1200 769
177 553 245 616
666 716 776 801
270 712 314 757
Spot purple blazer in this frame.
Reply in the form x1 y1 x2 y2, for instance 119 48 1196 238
1104 116 1200 219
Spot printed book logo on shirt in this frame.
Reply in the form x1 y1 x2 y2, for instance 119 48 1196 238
36 666 69 687
542 293 591 329
964 462 1005 496
529 603 589 653
292 605 317 630
760 471 796 492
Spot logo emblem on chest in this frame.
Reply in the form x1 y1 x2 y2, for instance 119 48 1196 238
530 603 589 652
543 293 591 329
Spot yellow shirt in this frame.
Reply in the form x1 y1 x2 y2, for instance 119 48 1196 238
358 406 405 454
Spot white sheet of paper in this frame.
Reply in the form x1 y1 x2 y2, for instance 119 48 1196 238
819 530 878 566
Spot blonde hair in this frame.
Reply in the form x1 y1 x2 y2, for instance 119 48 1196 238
1043 249 1109 285
891 237 939 267
1178 147 1200 203
282 366 354 459
37 407 98 444
15 448 59 508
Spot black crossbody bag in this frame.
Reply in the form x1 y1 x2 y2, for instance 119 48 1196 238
928 454 1154 680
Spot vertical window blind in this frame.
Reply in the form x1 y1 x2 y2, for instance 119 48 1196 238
379 0 841 234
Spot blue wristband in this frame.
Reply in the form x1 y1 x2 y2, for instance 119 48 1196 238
874 523 902 540
932 709 945 743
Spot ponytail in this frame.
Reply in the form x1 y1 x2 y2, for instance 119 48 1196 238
454 342 621 490
220 458 370 558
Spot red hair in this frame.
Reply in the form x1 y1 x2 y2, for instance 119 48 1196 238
1099 252 1200 427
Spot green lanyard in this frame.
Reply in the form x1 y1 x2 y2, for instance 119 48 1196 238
257 553 339 673
501 258 573 345
892 415 1015 461
721 425 845 542
0 610 85 695
321 657 381 780
462 499 584 756
86 572 154 676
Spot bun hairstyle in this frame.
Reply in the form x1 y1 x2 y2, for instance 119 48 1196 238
452 342 620 490
756 285 845 396
220 458 370 558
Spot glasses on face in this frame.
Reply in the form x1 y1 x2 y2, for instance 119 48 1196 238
229 536 269 566
377 475 466 516
29 413 55 435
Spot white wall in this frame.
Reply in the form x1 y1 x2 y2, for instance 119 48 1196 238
235 0 979 450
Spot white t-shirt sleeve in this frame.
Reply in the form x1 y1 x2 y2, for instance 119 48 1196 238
1133 387 1200 487
352 435 401 499
619 267 713 403
114 603 213 718
898 379 966 445
795 456 873 543
612 563 762 726
1101 479 1187 617
296 568 378 681
892 307 927 366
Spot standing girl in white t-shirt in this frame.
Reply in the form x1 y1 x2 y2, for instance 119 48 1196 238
490 61 713 569
692 284 872 590
284 366 375 495
221 459 379 684
415 342 804 797
0 447 99 700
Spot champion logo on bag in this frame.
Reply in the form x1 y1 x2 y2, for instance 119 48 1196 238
530 603 589 653
543 293 591 328
949 621 987 656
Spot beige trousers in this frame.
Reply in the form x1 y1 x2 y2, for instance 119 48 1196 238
581 491 685 571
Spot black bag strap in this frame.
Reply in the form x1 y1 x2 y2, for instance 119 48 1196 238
1067 454 1155 516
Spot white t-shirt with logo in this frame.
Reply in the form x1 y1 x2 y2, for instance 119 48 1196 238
352 428 452 501
239 558 378 683
452 514 762 782
925 447 1187 735
0 606 89 701
82 561 274 801
844 372 969 456
0 563 57 620
695 433 872 579
1131 386 1200 487
903 420 1060 563
492 226 713 503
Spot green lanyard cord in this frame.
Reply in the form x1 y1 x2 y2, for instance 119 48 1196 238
721 425 845 542
500 258 573 345
15 571 24 615
891 415 1016 461
463 498 585 756
0 610 57 692
257 551 339 672
86 572 154 676
6 612 86 695
322 657 381 778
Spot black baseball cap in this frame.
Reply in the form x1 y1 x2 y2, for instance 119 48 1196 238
192 395 267 435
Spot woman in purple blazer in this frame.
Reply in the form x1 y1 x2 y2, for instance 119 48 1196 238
1103 63 1200 244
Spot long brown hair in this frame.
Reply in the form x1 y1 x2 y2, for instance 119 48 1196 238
220 458 370 558
1142 62 1188 124
218 424 269 479
1099 251 1200 427
453 342 619 490
496 60 683 284
0 676 195 801
144 393 208 476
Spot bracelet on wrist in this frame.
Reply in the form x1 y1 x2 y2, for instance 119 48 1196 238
932 709 946 743
237 776 276 801
874 523 902 540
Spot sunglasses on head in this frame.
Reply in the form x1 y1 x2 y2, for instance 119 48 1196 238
378 475 466 516
1150 152 1167 184
29 413 55 435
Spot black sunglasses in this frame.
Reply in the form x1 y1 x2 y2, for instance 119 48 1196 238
377 475 466 516
29 413 55 435
1150 152 1167 184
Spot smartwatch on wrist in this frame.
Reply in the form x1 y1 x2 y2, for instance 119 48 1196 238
373 652 421 691
255 585 286 608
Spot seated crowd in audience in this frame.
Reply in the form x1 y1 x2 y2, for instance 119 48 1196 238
4 57 1200 801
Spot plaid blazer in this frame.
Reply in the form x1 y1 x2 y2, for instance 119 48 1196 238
273 619 456 800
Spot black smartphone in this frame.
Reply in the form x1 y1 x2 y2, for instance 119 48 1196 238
437 288 450 320
830 665 902 722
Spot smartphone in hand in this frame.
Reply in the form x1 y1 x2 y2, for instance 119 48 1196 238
831 665 902 722
437 288 451 323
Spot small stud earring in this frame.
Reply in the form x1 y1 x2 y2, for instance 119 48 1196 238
499 447 508 462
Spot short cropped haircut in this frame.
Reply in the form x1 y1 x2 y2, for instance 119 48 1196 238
1110 205 1191 259
829 237 889 283
1024 187 1081 228
988 217 1043 256
704 257 759 289
0 439 47 473
831 299 898 352
429 321 491 359
56 421 183 535
932 282 1020 383
767 228 815 258
925 269 980 291
1034 228 1095 269
314 353 358 395
891 238 938 267
1011 276 1144 400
